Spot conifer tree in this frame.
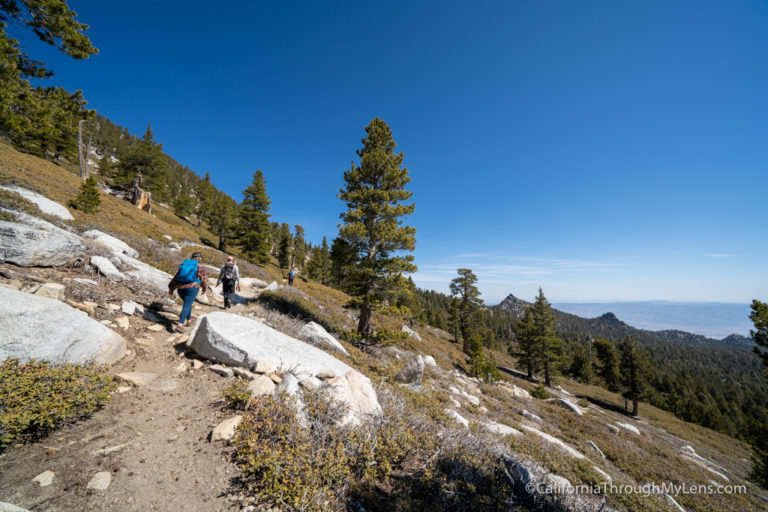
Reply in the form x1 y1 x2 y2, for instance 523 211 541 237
307 236 331 284
195 172 214 227
748 299 768 487
338 118 416 336
513 307 539 379
329 237 355 290
618 335 649 416
531 288 562 386
450 268 483 354
593 338 621 392
276 223 292 270
238 170 271 263
208 191 238 251
292 224 306 269
68 175 100 213
115 124 169 201
448 297 461 345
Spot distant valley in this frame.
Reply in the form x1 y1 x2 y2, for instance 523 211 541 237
552 301 752 339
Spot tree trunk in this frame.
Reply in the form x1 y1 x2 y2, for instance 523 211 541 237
84 134 92 178
357 303 371 336
77 119 86 179
632 398 639 416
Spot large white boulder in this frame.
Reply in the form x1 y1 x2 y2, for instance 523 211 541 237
0 211 84 266
90 255 126 281
401 325 422 342
0 287 126 364
0 185 74 220
112 253 173 291
81 229 138 258
188 312 352 377
299 321 349 356
323 369 382 426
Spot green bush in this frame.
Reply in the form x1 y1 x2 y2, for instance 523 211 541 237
530 384 551 400
577 397 590 408
223 379 252 410
0 358 116 449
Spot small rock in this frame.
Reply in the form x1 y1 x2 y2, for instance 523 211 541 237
90 256 126 281
445 409 469 428
116 316 130 330
93 442 132 456
191 360 205 370
401 325 422 341
211 415 243 442
521 409 543 422
278 373 301 395
163 235 172 240
555 398 583 416
608 424 620 434
147 324 164 332
0 502 31 512
86 471 112 491
175 362 188 373
74 278 98 286
316 370 337 379
616 422 640 435
393 356 425 386
248 375 276 397
121 301 136 316
116 386 131 393
252 360 276 374
143 309 160 322
32 470 55 487
299 376 322 392
232 367 256 380
269 373 282 384
210 364 234 377
34 283 66 301
423 355 437 367
116 372 157 387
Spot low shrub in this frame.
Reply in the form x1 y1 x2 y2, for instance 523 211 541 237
223 380 252 410
0 358 116 449
530 384 550 400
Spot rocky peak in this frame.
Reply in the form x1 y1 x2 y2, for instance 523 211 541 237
496 293 531 320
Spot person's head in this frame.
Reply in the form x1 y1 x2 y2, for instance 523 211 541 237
191 251 203 261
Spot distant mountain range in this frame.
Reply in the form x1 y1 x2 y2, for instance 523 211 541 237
495 295 754 350
551 301 752 339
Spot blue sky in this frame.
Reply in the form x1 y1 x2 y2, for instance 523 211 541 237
17 0 768 303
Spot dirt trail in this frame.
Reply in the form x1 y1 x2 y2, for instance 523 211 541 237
0 284 255 512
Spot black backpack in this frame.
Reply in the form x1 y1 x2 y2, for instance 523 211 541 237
222 265 235 281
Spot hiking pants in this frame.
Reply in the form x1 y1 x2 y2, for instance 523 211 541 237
178 286 199 324
222 279 236 304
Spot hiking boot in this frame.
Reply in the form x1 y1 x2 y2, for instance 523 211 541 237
174 323 186 333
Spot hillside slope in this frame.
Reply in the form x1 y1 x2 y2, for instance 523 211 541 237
1 144 767 511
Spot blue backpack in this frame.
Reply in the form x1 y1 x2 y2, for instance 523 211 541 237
177 259 199 284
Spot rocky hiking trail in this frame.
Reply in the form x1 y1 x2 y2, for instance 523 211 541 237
0 279 258 512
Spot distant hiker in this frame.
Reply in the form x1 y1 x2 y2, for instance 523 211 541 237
168 251 207 331
216 255 241 309
288 269 295 286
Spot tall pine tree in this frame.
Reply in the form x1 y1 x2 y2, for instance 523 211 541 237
238 170 271 263
618 335 649 416
513 307 538 379
338 118 416 336
531 288 563 386
449 268 483 354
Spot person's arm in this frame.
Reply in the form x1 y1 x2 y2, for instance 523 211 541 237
168 272 179 296
216 265 224 287
198 266 208 292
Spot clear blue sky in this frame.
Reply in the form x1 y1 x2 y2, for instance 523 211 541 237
18 0 768 304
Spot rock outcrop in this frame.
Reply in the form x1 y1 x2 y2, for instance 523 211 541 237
0 212 84 266
299 321 349 356
401 325 422 341
188 312 351 377
90 255 126 281
393 355 425 387
81 229 138 258
0 185 74 220
0 287 126 364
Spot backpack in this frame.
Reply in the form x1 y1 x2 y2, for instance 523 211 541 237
177 259 199 284
222 265 235 281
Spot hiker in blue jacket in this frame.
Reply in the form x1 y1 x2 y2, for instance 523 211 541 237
168 252 207 332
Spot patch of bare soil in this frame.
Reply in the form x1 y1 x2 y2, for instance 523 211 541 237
0 265 253 512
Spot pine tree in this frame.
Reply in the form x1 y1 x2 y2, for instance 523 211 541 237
531 288 563 386
208 191 238 251
238 170 271 263
114 124 169 201
748 299 768 487
329 237 355 290
292 224 306 269
448 297 461 345
307 236 331 284
449 268 483 354
618 336 649 416
513 307 539 379
68 175 100 213
569 345 592 384
593 338 621 392
338 118 416 336
276 223 292 270
195 172 214 227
